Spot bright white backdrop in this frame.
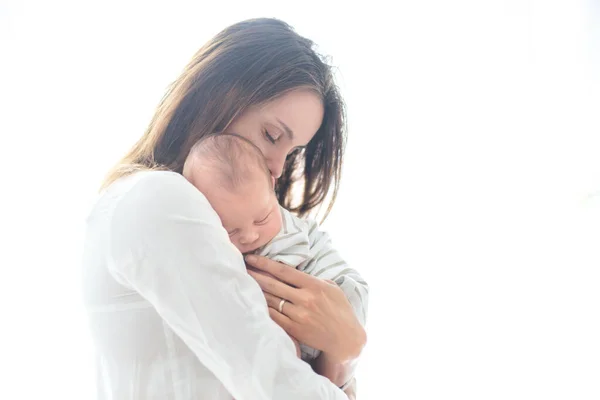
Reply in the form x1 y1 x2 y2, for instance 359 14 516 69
1 1 600 399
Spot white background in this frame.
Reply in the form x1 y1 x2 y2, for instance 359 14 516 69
1 1 600 399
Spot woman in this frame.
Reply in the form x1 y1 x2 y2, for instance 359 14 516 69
82 18 367 399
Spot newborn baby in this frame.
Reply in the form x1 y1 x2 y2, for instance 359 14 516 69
182 134 368 362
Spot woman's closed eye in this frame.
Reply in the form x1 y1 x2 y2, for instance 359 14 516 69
264 129 280 144
227 229 239 236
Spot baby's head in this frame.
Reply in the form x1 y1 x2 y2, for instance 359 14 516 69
183 134 282 254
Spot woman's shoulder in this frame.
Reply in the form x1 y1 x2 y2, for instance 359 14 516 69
85 170 231 279
107 170 195 198
98 170 218 224
109 170 190 195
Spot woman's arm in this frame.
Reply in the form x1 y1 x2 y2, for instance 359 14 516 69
253 209 369 387
245 254 367 387
107 172 348 400
311 349 360 389
301 217 369 387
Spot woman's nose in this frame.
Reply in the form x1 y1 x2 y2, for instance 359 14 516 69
267 157 285 179
239 231 259 245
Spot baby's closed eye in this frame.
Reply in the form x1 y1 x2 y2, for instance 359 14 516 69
255 212 272 225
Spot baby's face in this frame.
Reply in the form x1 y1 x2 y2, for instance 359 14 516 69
208 178 282 254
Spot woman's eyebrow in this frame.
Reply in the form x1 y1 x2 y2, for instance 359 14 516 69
275 118 294 140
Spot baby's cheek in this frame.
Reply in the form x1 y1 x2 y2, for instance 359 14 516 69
265 219 282 242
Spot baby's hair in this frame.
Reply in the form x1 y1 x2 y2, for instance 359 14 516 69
183 133 272 192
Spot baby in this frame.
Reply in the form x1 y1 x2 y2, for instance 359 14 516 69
182 134 368 362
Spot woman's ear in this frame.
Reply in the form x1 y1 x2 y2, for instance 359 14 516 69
271 175 276 188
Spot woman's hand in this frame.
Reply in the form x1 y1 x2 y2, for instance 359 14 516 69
245 255 366 364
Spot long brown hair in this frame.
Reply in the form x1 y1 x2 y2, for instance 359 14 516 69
102 18 346 219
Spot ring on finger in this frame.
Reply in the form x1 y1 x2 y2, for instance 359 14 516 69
278 298 287 313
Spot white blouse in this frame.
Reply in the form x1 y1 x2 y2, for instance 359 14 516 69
81 171 349 399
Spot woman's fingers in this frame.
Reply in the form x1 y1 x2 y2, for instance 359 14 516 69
263 292 300 316
265 274 365 363
247 268 302 304
245 255 317 289
263 291 284 311
264 292 315 338
268 307 297 335
268 307 301 348
246 255 366 361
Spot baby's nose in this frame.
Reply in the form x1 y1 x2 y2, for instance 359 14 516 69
239 231 259 245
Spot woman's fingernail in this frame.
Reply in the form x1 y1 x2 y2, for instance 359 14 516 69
245 255 256 263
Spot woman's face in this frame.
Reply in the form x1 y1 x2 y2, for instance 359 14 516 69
225 89 324 178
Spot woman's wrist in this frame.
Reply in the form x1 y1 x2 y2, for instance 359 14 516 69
327 324 367 364
313 344 362 388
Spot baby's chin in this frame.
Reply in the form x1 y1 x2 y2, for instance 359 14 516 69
237 241 269 256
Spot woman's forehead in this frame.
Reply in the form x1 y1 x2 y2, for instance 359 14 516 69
261 90 324 139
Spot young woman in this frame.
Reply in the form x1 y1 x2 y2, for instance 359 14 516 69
82 18 367 399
